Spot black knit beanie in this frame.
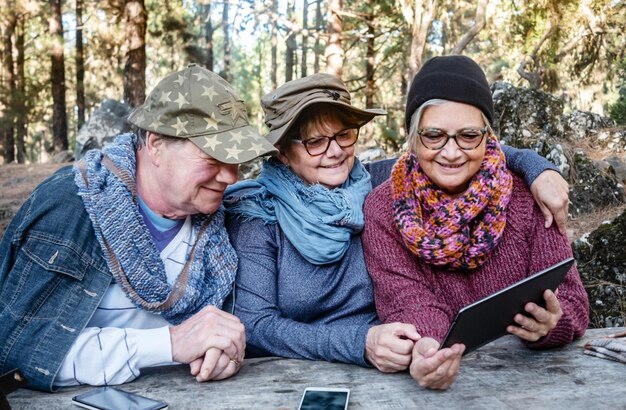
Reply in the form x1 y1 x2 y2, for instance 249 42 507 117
404 55 494 133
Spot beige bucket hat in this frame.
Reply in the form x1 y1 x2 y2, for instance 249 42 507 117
128 64 277 164
261 73 387 145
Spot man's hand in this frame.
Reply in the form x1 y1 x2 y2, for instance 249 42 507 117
507 289 562 342
530 170 569 235
409 337 464 390
365 323 421 372
169 305 245 366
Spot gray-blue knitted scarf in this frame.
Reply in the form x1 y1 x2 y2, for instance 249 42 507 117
73 133 237 325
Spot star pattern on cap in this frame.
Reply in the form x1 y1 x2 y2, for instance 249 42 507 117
132 111 146 125
149 117 164 129
202 135 221 150
158 91 172 104
203 115 219 131
192 70 209 82
230 130 247 144
172 117 188 136
174 74 186 87
249 141 267 156
174 92 189 109
201 85 218 102
225 144 243 160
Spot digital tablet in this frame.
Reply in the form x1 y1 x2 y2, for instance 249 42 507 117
440 257 575 355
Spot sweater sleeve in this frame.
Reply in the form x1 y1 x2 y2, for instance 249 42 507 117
522 199 589 349
362 183 454 342
227 217 371 366
502 144 559 186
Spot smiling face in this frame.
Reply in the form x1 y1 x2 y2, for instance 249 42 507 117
140 135 239 218
279 114 356 189
414 101 487 196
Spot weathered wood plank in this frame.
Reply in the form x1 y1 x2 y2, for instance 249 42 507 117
7 327 625 409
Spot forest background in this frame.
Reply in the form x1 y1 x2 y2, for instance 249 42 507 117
1 0 625 165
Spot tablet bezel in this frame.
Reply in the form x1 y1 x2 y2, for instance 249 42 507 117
440 257 575 355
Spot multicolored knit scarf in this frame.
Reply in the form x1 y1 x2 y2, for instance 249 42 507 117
391 136 513 270
74 133 238 324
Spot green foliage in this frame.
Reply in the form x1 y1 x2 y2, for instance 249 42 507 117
608 59 626 125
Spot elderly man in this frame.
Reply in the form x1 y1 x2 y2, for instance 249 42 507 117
0 65 276 391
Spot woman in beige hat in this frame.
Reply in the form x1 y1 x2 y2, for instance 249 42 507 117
223 72 569 371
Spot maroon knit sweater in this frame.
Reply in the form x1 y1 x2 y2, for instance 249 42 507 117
362 175 589 348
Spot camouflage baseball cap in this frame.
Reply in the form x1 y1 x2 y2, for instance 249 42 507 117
128 64 277 164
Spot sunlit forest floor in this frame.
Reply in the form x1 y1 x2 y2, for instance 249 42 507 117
1 162 624 243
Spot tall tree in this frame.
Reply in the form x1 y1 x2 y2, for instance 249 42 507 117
326 0 343 76
301 0 308 77
222 0 231 82
405 0 437 81
365 13 375 108
204 1 214 71
76 0 85 131
49 0 68 152
313 0 322 73
123 0 146 107
270 0 278 88
1 8 16 163
14 15 25 163
285 0 296 82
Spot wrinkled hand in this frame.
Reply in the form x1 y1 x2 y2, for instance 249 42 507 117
409 337 464 390
530 170 569 235
507 289 562 342
170 305 245 365
189 348 242 382
365 323 421 373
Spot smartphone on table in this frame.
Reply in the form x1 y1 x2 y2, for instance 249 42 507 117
297 387 350 410
72 386 168 410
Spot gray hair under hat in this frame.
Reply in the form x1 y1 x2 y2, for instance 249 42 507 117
405 55 494 133
261 73 386 146
128 64 277 164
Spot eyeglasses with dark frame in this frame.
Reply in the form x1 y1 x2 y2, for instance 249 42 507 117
417 126 490 150
291 127 360 156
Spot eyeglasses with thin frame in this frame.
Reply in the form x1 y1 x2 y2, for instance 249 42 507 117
417 126 490 150
291 127 360 156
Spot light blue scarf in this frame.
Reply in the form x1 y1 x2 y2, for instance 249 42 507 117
74 133 237 324
224 157 372 265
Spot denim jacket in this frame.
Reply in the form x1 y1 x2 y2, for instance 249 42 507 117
0 166 112 391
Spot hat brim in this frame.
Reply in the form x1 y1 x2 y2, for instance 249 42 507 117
265 101 386 146
189 124 278 165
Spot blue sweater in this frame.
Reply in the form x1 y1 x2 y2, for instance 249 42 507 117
226 216 378 366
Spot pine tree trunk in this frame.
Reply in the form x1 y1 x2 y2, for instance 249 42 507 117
313 0 322 73
76 0 85 131
49 0 68 152
123 0 146 108
1 11 16 163
222 0 231 82
301 0 308 78
15 17 25 163
285 0 296 82
325 0 343 77
365 14 375 109
270 0 277 88
204 2 214 71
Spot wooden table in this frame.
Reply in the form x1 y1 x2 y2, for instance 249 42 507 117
7 327 625 409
